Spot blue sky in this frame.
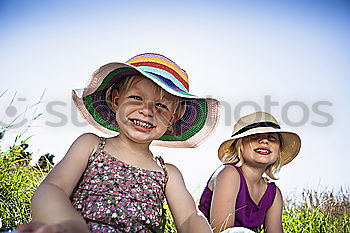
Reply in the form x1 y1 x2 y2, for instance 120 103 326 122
1 0 350 200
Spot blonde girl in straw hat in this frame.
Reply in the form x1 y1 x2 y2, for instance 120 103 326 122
18 53 220 233
198 112 301 233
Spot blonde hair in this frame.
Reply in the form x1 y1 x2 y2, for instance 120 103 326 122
220 134 283 180
109 75 185 131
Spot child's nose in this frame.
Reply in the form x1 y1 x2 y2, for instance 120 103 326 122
139 101 155 116
259 136 269 144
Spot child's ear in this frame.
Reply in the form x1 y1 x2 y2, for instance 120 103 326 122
110 89 120 111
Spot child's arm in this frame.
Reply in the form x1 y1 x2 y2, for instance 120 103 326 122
263 186 283 233
165 163 212 233
210 165 240 233
26 133 100 232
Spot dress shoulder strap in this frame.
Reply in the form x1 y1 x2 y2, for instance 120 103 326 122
265 182 277 209
155 156 168 180
155 156 167 173
88 136 106 163
98 137 106 149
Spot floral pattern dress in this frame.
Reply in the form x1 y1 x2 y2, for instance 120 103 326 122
70 137 168 233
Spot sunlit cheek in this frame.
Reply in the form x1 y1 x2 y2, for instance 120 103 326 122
155 110 172 126
115 111 128 125
156 115 171 127
241 144 251 156
247 141 255 150
115 104 135 123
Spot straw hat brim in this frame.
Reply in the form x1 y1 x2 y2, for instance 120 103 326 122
218 127 301 166
72 62 220 148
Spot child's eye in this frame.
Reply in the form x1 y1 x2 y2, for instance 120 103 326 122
250 134 259 139
128 96 142 101
155 103 169 110
267 135 277 141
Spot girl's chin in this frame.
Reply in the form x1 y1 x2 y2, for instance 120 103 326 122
248 158 275 166
128 134 162 144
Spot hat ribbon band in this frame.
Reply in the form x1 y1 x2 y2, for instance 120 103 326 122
232 121 281 136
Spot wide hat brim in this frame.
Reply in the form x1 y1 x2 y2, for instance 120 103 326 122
72 62 220 148
218 127 301 166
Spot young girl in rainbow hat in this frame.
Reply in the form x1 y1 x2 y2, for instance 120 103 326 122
198 112 301 233
18 53 220 233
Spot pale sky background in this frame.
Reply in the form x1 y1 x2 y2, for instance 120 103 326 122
1 0 350 201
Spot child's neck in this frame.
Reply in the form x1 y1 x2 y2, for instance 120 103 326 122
240 164 269 206
112 134 152 158
240 164 265 185
108 135 162 172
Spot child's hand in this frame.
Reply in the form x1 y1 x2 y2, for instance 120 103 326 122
17 220 90 233
221 227 255 233
17 221 45 232
17 221 68 233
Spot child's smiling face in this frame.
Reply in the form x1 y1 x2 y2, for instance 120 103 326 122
114 78 178 144
241 133 281 167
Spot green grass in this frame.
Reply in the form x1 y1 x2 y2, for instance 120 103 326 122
279 189 350 233
0 141 47 231
163 202 177 232
1 140 349 232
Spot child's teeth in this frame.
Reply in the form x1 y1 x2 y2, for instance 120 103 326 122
133 120 153 128
256 149 269 153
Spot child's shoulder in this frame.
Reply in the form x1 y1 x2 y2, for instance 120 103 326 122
164 163 180 175
76 132 101 142
73 133 101 151
216 164 240 182
163 163 186 182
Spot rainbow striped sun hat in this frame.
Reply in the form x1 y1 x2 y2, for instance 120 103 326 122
72 53 220 148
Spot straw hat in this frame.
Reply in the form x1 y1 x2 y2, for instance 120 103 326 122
218 112 301 165
72 53 220 148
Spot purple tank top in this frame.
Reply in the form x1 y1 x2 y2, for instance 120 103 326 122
198 163 277 232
